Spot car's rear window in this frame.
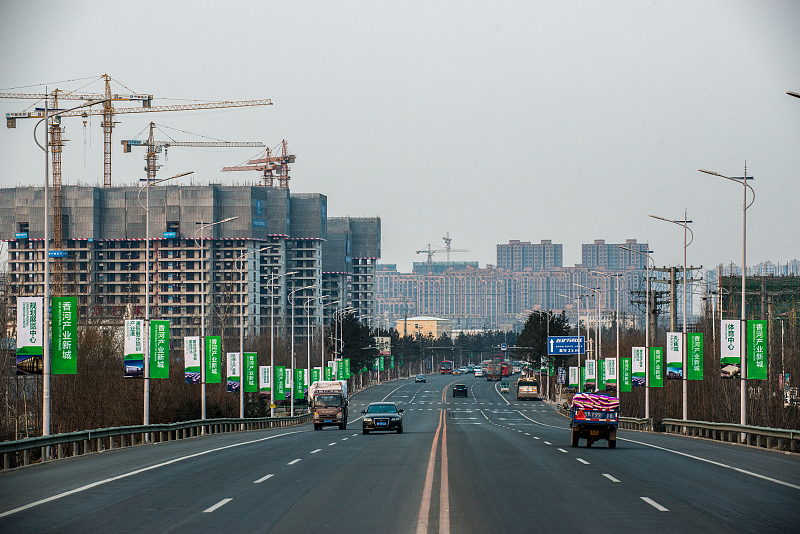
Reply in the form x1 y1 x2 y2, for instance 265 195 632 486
367 404 398 413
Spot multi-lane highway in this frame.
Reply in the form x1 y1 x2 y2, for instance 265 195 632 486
2 374 799 532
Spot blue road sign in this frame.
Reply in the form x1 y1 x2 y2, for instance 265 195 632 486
547 336 585 355
163 232 177 239
500 343 507 351
557 367 566 384
49 251 68 258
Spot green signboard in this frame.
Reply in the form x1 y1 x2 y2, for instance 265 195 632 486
150 320 170 379
311 367 321 384
337 360 345 381
390 355 395 370
344 358 351 379
379 357 384 372
205 336 222 383
580 367 585 392
275 366 285 399
687 333 703 380
294 368 305 399
747 320 767 380
324 365 333 381
649 347 664 388
620 358 632 392
244 352 257 392
51 297 77 375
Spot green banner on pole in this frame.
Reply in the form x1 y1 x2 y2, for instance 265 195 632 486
337 360 345 381
649 347 664 388
620 358 632 392
687 333 703 380
390 355 395 370
205 336 222 384
275 365 285 399
150 320 170 379
294 368 305 399
580 367 585 392
324 365 333 381
379 356 384 371
51 297 77 375
311 367 321 384
344 358 351 379
747 320 767 379
244 352 257 392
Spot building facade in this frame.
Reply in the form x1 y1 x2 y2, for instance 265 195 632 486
497 240 563 271
1 185 380 346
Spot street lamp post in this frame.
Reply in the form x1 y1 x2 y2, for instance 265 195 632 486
592 271 622 399
237 245 273 420
194 216 238 423
266 270 297 417
288 283 316 416
618 245 654 418
699 167 755 431
320 300 342 380
138 171 193 431
558 293 589 389
650 211 694 425
32 96 108 443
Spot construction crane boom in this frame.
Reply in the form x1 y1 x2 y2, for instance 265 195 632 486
123 122 264 184
416 242 469 275
222 139 294 189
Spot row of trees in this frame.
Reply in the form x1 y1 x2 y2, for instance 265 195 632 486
3 297 798 441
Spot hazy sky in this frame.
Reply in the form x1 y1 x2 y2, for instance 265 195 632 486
1 1 798 273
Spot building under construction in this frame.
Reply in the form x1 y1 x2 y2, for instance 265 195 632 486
0 184 380 346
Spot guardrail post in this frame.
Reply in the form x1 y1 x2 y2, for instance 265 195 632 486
3 453 9 470
767 436 773 450
97 437 102 451
58 443 64 458
24 449 30 466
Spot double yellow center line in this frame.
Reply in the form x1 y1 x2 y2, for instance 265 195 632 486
416 383 454 534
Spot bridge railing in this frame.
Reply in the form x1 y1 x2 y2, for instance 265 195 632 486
0 413 312 471
661 418 799 453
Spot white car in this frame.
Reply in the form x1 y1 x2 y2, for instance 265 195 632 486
459 367 469 374
474 368 484 377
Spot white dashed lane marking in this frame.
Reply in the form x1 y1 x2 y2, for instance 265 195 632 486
603 474 621 482
253 474 274 484
287 459 302 465
641 497 669 511
576 458 590 465
203 498 232 513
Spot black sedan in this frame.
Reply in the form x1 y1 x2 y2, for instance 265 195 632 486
362 402 404 434
415 374 426 383
453 384 468 397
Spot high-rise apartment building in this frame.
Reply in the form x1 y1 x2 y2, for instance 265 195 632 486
1 185 380 346
581 239 648 270
497 240 562 271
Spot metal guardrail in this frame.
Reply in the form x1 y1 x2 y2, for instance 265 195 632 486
0 413 313 471
661 418 799 453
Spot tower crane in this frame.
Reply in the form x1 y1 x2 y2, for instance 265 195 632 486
416 242 469 275
2 75 272 296
121 122 264 183
221 139 295 189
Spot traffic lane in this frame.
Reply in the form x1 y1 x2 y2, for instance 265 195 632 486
507 405 800 531
0 422 312 514
451 406 725 533
0 426 317 532
267 404 443 533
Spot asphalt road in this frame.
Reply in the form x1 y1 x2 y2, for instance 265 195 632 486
1 374 799 533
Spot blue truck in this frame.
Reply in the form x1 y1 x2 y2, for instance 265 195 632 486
569 393 619 448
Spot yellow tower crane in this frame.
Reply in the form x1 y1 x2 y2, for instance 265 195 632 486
2 78 272 295
221 139 295 188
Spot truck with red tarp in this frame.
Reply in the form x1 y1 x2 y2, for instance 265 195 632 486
569 393 619 448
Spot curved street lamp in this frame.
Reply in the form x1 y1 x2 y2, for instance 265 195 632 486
265 270 297 417
698 167 755 433
650 211 694 426
193 216 238 423
618 244 654 419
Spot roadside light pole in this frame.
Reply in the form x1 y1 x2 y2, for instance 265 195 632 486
592 271 622 399
320 300 341 379
237 245 272 420
138 171 192 431
266 270 297 417
33 95 108 443
649 211 694 425
618 244 654 418
558 293 588 370
194 216 238 423
699 167 755 432
288 283 316 416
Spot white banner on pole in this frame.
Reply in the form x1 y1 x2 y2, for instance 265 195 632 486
605 357 617 381
259 366 272 391
184 336 201 384
666 332 683 378
585 359 596 381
